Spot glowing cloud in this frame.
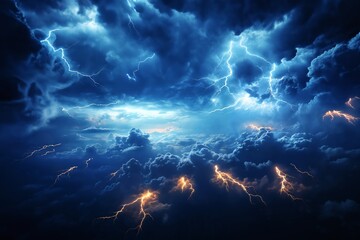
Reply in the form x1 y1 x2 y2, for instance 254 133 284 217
323 110 359 125
203 32 294 113
246 123 273 131
145 126 178 134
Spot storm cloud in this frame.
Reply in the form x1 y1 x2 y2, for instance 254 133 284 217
1 0 360 239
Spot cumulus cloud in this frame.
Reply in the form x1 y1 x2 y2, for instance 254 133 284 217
306 33 360 99
126 128 150 146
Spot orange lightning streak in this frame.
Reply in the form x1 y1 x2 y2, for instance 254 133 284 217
345 96 360 109
174 176 195 198
54 166 78 185
109 169 121 180
323 110 359 124
290 163 313 178
98 190 158 233
24 143 61 159
275 166 301 200
214 165 266 205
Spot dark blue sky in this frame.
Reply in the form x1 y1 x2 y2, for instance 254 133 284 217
1 0 360 239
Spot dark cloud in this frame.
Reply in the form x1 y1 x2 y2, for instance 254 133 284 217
244 160 272 169
230 129 282 164
120 158 143 178
322 199 360 219
126 128 150 147
306 33 360 99
0 0 41 72
320 199 360 236
2 126 360 239
81 126 113 133
145 153 183 178
152 0 295 35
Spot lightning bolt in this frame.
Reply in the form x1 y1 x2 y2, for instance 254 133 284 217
267 64 293 107
203 41 235 98
24 143 61 159
61 100 123 118
323 110 359 125
126 53 156 81
85 158 93 168
208 99 241 113
41 149 55 156
204 40 247 114
275 166 301 200
62 100 122 113
98 190 158 233
127 14 140 36
174 176 195 199
109 169 121 181
40 29 103 86
127 0 137 12
290 163 313 178
238 36 292 107
204 34 293 113
216 41 235 97
54 166 78 185
213 165 266 205
345 96 360 109
238 36 272 65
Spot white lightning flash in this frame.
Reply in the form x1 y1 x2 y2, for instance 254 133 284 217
128 14 140 36
199 41 235 99
204 34 293 113
239 36 272 65
127 53 156 81
40 29 103 86
85 158 93 168
290 163 313 178
61 100 122 114
267 63 293 107
41 149 55 156
239 36 293 107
